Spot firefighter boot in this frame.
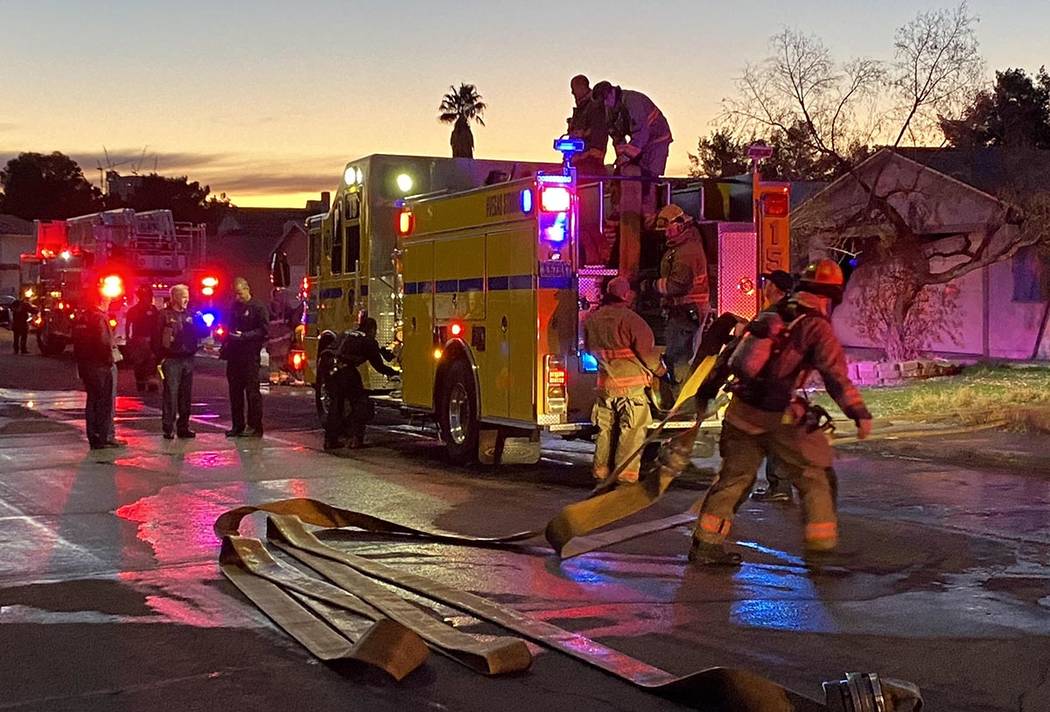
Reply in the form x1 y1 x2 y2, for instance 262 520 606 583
751 486 793 503
688 539 742 567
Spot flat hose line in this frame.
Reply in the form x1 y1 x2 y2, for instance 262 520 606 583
213 354 937 707
216 503 827 710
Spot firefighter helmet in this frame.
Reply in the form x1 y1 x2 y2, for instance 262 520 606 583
798 258 845 303
655 203 689 229
799 259 844 287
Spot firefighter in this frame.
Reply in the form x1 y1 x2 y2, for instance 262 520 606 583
72 288 123 450
750 270 797 503
222 277 269 438
583 277 665 484
567 74 609 177
591 81 672 180
645 203 710 394
689 259 872 566
9 296 35 354
322 317 399 451
126 285 160 392
154 284 207 439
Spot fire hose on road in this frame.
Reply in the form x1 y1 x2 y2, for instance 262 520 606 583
213 356 924 710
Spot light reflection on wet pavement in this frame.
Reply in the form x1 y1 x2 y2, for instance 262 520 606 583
2 382 1050 711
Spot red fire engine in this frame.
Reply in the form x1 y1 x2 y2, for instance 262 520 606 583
18 209 207 355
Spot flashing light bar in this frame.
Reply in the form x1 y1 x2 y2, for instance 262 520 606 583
538 174 572 184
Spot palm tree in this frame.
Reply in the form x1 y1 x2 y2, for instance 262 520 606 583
439 84 486 158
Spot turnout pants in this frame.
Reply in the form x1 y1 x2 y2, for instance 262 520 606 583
664 308 707 392
592 391 651 483
695 415 838 550
161 356 194 435
79 363 114 447
227 357 263 433
324 366 374 447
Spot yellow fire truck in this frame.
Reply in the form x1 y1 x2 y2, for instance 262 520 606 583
286 143 789 464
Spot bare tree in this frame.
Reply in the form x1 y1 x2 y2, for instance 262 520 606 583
721 3 1047 359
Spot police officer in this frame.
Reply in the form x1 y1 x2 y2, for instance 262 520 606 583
223 277 268 438
690 259 872 566
9 295 35 354
322 317 399 450
126 285 160 392
647 203 710 393
155 284 206 439
583 277 665 484
72 288 123 450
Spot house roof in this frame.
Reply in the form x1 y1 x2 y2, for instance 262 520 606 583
0 214 34 235
214 207 311 238
895 147 1050 196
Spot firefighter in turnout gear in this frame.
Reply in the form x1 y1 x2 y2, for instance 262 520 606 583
690 259 872 567
583 277 665 484
322 317 399 451
648 203 710 393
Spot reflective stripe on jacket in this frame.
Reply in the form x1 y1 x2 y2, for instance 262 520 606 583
733 293 871 422
583 302 662 396
656 228 709 309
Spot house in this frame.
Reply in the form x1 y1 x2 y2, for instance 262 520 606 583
795 147 1050 360
0 215 35 297
209 207 312 301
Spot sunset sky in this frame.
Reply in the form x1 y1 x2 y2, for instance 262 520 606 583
2 0 1046 208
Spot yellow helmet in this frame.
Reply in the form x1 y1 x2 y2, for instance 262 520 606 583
655 203 689 229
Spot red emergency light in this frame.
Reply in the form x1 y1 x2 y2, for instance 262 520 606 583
540 186 571 212
761 191 790 218
101 274 124 299
396 209 415 236
449 322 463 337
201 275 219 297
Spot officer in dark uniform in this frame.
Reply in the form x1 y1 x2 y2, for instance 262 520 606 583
126 285 160 391
322 317 399 450
10 296 35 354
72 288 123 450
222 277 268 438
154 284 207 439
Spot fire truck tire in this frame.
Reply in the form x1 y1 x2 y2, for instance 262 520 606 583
438 358 479 465
314 353 336 423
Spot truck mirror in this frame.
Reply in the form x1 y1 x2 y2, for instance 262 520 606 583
270 250 290 288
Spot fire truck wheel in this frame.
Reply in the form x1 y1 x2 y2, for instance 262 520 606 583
314 354 335 423
439 358 479 465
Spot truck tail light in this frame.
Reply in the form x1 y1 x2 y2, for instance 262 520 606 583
396 209 415 236
544 354 567 414
289 350 305 371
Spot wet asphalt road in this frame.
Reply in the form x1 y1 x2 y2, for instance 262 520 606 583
1 335 1049 711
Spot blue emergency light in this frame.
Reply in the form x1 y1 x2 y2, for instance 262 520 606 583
580 352 599 373
201 311 217 328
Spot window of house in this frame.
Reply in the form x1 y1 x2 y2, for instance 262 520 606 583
1012 246 1047 302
